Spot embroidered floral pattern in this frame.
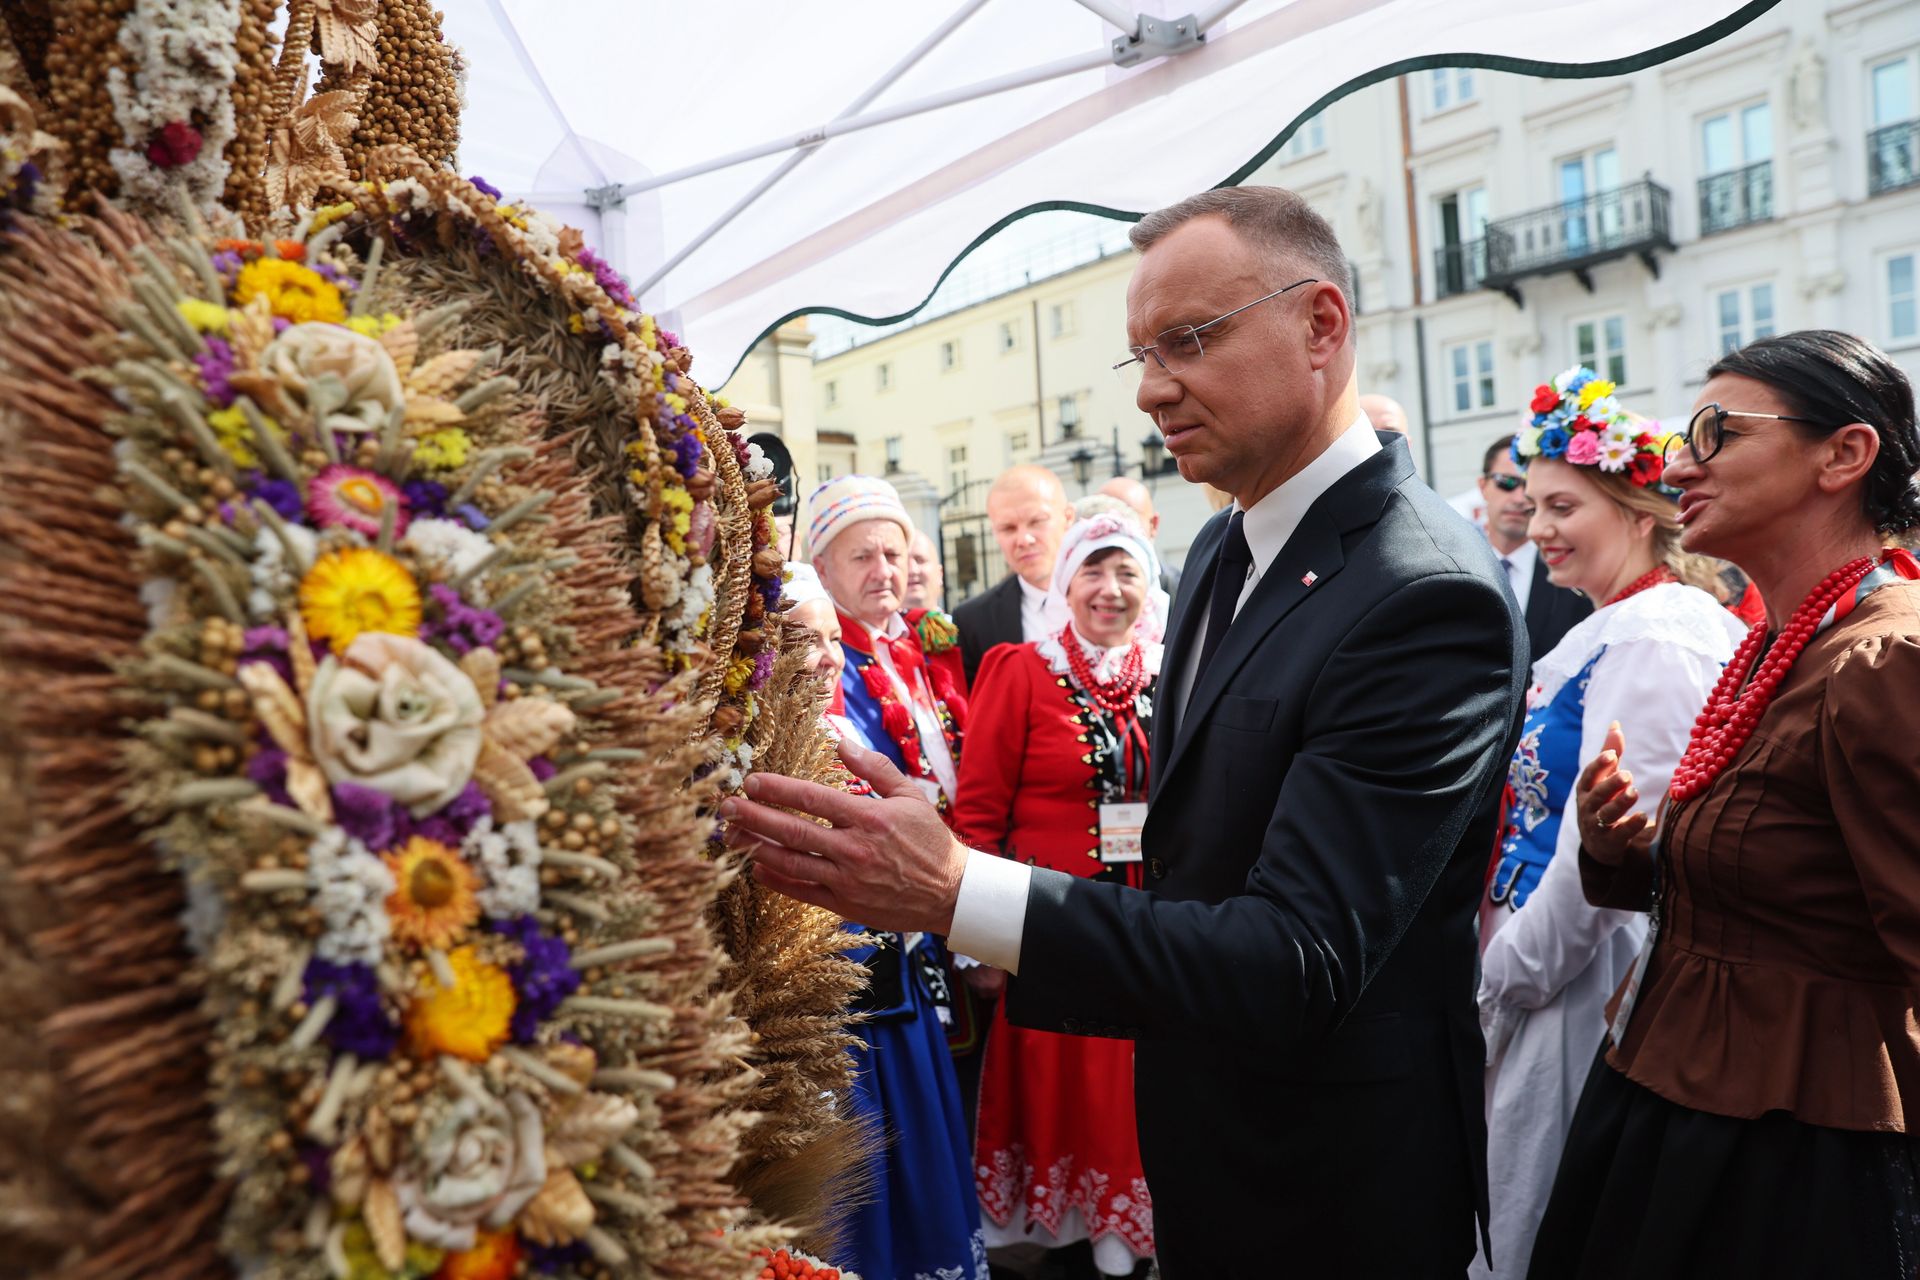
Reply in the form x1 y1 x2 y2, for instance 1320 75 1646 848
977 1144 1154 1260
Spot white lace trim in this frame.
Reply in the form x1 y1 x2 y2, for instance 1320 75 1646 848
1529 582 1745 705
908 1229 990 1280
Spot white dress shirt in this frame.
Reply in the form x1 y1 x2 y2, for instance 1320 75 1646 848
863 614 960 808
948 413 1383 972
1497 539 1537 617
1017 573 1061 643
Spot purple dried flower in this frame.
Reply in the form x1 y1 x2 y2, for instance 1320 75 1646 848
406 814 464 847
248 475 304 523
245 742 292 807
332 781 400 852
422 582 505 656
302 957 398 1059
526 1241 594 1273
194 335 237 407
239 624 293 684
468 175 502 200
211 249 243 278
657 325 683 350
492 915 582 1042
401 478 449 518
748 647 775 692
671 432 702 480
454 503 491 531
271 316 290 333
527 756 557 782
446 781 491 828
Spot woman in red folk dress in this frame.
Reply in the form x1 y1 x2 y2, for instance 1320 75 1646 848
956 512 1168 1278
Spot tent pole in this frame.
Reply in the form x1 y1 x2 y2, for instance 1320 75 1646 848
1195 0 1252 32
482 0 608 186
615 44 1114 199
632 0 993 297
1064 0 1139 35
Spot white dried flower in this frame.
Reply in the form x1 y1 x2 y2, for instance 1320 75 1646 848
307 826 394 964
462 816 543 919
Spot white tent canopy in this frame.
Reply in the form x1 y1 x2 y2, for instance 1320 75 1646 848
446 0 1770 382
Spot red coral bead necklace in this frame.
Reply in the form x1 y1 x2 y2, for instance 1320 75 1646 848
1059 623 1147 715
1667 554 1877 803
1603 563 1676 607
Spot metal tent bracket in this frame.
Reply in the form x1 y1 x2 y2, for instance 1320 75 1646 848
1111 13 1203 67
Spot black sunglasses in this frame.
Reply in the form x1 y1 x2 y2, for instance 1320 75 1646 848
1483 473 1525 492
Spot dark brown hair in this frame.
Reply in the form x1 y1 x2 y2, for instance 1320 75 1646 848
1129 186 1353 314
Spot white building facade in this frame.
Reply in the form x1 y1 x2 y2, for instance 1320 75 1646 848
793 0 1920 585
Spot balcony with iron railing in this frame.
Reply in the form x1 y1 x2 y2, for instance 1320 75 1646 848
1480 178 1675 305
1699 160 1772 235
1869 119 1919 197
1434 238 1489 300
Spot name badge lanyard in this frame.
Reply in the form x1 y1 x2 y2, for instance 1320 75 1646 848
1091 693 1151 886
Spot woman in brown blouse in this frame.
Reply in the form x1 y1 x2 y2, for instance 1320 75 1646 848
1525 330 1920 1278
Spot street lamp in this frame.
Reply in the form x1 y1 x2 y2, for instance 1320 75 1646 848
1068 446 1095 491
1139 430 1167 486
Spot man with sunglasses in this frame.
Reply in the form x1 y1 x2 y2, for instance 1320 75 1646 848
721 187 1526 1277
1481 435 1592 661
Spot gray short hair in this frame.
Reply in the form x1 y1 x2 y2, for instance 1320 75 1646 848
1129 186 1353 312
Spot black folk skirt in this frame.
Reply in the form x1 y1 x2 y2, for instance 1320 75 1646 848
1528 1044 1920 1279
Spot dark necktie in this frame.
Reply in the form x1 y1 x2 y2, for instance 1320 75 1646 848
1193 510 1253 681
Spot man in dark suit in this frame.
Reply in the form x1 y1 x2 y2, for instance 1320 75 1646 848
952 464 1070 686
1480 434 1591 660
723 187 1526 1276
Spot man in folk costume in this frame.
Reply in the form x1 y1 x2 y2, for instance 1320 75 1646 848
807 476 969 812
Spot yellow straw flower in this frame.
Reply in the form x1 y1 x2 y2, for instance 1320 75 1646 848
207 405 259 467
233 257 347 325
407 945 516 1061
383 837 480 950
299 547 422 651
345 312 404 338
412 427 472 471
176 298 232 334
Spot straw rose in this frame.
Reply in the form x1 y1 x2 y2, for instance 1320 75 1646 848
309 632 485 815
397 1091 547 1250
259 322 404 432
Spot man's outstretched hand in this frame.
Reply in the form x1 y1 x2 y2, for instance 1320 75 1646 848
719 738 971 934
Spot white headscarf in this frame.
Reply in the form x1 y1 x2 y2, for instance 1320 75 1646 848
1039 512 1170 677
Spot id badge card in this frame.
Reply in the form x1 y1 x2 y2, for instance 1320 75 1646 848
1098 802 1147 864
1607 922 1655 1047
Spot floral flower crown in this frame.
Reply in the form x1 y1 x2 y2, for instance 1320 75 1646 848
1513 366 1679 494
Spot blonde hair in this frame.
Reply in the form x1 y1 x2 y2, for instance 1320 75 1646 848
1588 470 1724 595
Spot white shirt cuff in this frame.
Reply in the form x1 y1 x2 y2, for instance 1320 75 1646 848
947 849 1031 974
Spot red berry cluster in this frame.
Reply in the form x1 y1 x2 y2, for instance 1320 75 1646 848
752 1248 842 1280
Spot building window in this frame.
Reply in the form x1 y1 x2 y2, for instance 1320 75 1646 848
1057 394 1081 437
1890 252 1917 343
1558 146 1622 252
1869 55 1919 196
876 362 893 392
1713 282 1776 354
883 436 902 475
1004 430 1031 464
939 339 961 371
947 444 969 492
1699 102 1773 233
1049 302 1075 338
1445 340 1496 414
1434 186 1489 298
999 319 1021 352
817 462 835 484
1280 110 1327 162
823 379 838 407
1573 315 1629 384
1428 67 1476 113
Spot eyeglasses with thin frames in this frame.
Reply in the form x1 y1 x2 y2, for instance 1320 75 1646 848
1112 277 1319 386
1664 402 1843 467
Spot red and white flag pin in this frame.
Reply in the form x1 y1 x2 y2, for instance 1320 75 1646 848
1301 570 1319 587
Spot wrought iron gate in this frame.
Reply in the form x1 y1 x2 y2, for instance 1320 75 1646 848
936 476 1006 606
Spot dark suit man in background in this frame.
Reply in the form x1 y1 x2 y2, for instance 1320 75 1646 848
952 463 1070 686
1480 434 1590 661
724 187 1526 1277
